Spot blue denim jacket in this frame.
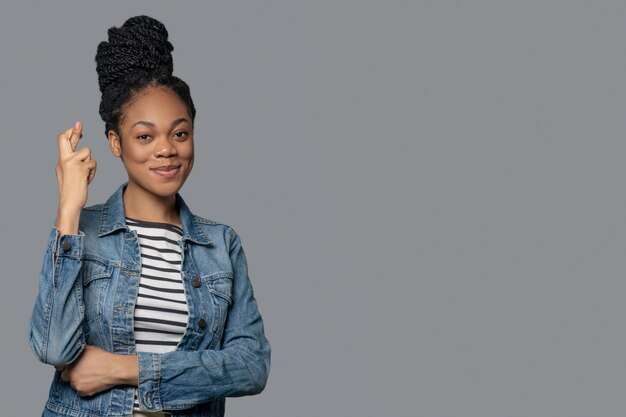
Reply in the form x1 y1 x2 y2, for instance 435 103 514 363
28 183 270 417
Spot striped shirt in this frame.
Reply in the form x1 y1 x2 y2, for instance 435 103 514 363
126 218 189 412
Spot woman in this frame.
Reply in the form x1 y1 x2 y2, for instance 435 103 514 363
28 15 270 417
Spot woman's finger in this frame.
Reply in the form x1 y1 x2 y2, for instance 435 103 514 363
87 160 97 185
74 146 92 162
57 127 74 157
68 121 83 152
56 122 84 156
61 368 70 382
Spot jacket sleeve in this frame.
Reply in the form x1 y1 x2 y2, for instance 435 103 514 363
136 230 271 411
28 227 86 367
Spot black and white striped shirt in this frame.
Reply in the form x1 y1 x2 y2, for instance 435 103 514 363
126 217 189 352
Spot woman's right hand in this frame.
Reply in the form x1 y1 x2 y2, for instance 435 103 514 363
55 121 97 236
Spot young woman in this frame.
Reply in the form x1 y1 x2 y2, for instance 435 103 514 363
28 15 270 417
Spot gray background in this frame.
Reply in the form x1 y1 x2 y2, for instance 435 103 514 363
0 1 624 416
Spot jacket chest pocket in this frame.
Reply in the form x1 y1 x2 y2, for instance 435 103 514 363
81 259 113 322
188 272 233 346
208 273 233 344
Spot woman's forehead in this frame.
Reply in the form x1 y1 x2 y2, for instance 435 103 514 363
122 87 191 128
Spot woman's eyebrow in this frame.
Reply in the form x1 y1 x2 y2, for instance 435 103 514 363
170 118 191 128
131 120 155 128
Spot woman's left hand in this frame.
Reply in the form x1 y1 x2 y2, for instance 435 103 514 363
57 345 139 397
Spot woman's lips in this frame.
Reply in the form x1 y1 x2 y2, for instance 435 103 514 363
152 165 180 179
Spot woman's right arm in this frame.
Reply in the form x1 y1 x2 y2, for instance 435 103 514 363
28 122 97 366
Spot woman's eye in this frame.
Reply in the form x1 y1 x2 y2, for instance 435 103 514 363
137 134 151 141
173 131 188 139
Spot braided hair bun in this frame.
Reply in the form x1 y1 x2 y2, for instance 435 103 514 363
95 15 195 136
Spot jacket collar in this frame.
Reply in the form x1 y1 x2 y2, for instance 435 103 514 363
98 183 212 245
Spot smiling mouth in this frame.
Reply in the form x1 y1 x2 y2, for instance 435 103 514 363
151 165 180 178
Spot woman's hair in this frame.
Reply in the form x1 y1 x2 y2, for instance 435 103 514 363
95 15 196 137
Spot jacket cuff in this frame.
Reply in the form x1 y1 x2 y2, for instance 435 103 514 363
49 227 84 258
137 352 162 411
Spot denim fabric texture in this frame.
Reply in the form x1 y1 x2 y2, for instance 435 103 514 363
28 183 271 417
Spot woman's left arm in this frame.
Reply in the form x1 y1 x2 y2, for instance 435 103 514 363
135 230 271 411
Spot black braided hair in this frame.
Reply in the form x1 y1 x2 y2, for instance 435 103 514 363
95 15 196 137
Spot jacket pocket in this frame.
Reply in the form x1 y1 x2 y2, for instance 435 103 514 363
207 272 233 342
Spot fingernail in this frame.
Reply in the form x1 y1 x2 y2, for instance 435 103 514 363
74 121 81 130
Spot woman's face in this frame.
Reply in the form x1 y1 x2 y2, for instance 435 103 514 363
108 86 194 199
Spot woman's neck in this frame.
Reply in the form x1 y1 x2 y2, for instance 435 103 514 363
122 183 181 226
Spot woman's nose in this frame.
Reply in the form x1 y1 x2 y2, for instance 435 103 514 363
154 136 177 157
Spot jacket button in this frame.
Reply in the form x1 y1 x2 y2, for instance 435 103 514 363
198 319 207 329
192 279 201 288
61 241 71 251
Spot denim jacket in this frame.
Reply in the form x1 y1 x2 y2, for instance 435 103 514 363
28 183 270 417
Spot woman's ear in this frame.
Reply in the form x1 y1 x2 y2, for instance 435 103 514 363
107 130 123 157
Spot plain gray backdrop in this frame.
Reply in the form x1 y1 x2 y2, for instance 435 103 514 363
1 1 625 416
